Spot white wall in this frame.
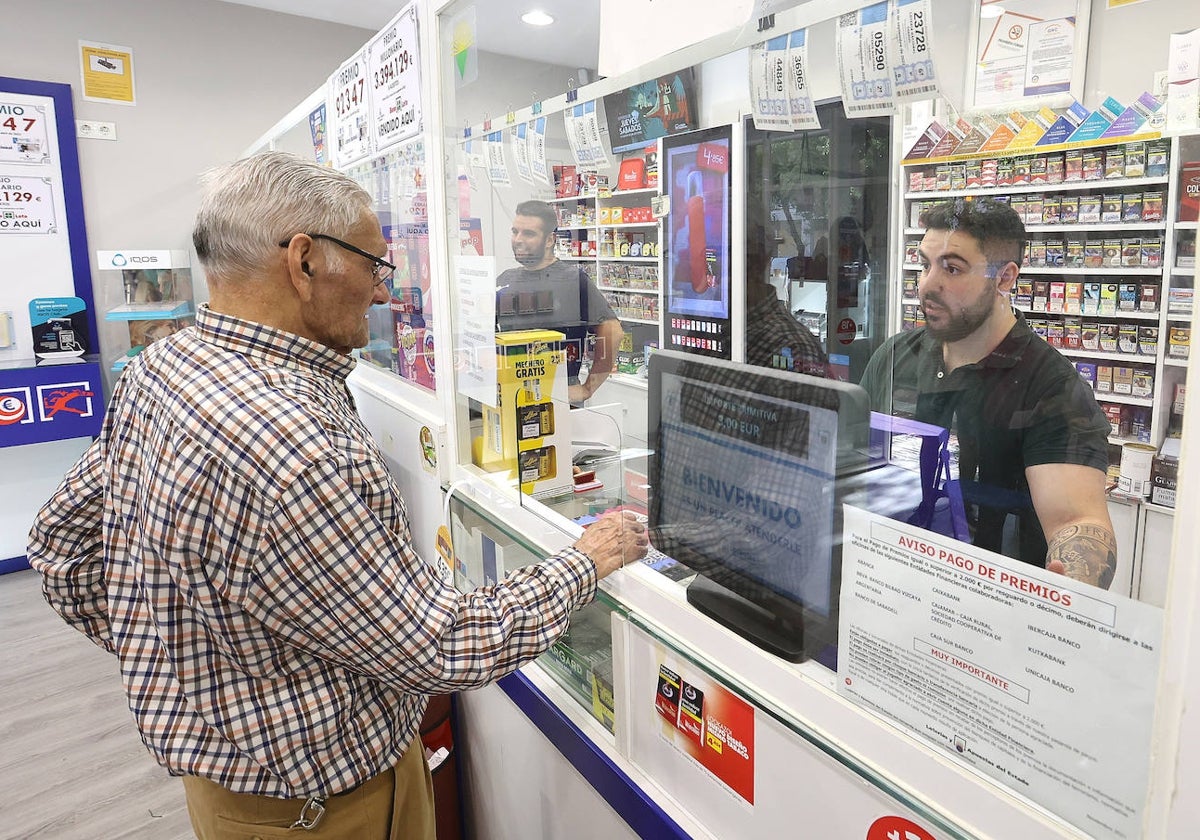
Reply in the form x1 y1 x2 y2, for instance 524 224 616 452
5 0 373 369
1084 0 1200 108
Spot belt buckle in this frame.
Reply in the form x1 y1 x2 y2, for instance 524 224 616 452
290 796 326 831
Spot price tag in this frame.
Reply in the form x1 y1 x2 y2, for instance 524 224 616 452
328 49 372 167
367 4 422 153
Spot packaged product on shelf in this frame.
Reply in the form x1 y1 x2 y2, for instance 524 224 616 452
905 240 921 264
1177 233 1196 267
902 304 918 331
1168 287 1194 313
1060 195 1079 224
1076 361 1097 387
1132 370 1154 398
1097 366 1114 395
1045 238 1065 266
965 160 982 188
908 168 926 192
935 164 952 190
1084 241 1104 268
1124 142 1147 178
1046 153 1066 184
1139 283 1159 312
1082 149 1104 181
1175 382 1187 415
1049 282 1066 313
1169 326 1191 358
1141 190 1164 222
997 159 1014 186
1047 320 1065 347
1122 237 1142 267
1042 195 1061 224
1064 316 1083 348
1113 366 1134 395
1141 236 1163 268
1180 161 1200 222
1100 403 1120 433
902 276 918 299
1026 194 1045 224
1029 317 1048 339
1065 281 1083 313
1013 155 1032 185
1101 285 1120 316
1103 238 1123 267
1065 149 1084 181
1118 323 1139 353
1104 148 1126 179
980 158 998 188
950 163 967 190
923 169 938 191
1083 281 1102 313
1099 322 1120 351
1010 195 1028 223
1150 454 1178 507
1066 237 1085 267
1122 193 1143 222
1031 156 1049 184
1079 194 1102 224
1101 194 1123 223
1082 322 1101 350
1033 280 1050 310
1015 280 1034 309
1146 140 1170 178
1028 240 1047 267
1139 325 1159 355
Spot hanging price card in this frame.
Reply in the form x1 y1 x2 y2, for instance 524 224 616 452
0 102 50 165
528 118 549 185
837 3 895 118
368 4 422 154
0 175 57 234
511 123 533 184
328 49 372 168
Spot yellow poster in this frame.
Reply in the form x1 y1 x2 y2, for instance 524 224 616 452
79 41 136 105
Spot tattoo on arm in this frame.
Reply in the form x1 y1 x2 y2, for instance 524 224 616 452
1046 523 1117 589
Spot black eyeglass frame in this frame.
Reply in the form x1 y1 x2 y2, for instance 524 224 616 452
278 233 396 287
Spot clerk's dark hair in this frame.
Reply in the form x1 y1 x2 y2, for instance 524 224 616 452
920 197 1025 271
514 200 559 234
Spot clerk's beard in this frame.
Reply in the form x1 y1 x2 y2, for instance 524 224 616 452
920 278 999 343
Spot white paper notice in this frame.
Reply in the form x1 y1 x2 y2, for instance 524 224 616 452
1023 17 1075 98
0 175 57 234
328 49 372 168
528 118 549 185
366 4 422 154
750 37 791 132
486 131 510 187
838 506 1162 840
453 255 498 406
837 3 895 118
786 30 819 131
891 0 939 102
511 123 533 184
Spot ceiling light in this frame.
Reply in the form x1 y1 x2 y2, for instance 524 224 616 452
521 10 554 26
980 4 1006 18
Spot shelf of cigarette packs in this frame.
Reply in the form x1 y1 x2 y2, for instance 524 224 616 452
901 136 1186 453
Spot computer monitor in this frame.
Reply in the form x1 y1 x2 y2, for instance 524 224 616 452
647 350 872 663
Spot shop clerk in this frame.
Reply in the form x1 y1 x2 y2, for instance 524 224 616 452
860 197 1116 588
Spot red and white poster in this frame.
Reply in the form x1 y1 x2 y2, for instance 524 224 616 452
653 661 755 804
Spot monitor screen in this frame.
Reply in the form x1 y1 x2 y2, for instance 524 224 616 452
647 350 871 662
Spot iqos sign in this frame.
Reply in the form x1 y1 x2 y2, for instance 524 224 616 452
97 250 174 270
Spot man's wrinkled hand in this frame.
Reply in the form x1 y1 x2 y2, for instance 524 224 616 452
574 511 649 580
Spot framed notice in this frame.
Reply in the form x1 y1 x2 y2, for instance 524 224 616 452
79 41 136 105
969 0 1090 110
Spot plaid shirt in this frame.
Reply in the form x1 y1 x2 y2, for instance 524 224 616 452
28 304 597 798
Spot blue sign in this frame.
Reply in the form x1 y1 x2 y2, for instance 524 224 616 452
0 360 104 447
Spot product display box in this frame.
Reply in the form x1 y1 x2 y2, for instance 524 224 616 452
478 329 571 495
97 249 195 373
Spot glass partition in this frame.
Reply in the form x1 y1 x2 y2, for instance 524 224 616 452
432 1 1188 835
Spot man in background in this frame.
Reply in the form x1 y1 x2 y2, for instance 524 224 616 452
860 197 1115 588
496 199 623 403
28 152 647 839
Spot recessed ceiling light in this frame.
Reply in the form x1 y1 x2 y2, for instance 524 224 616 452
980 4 1006 18
521 10 554 26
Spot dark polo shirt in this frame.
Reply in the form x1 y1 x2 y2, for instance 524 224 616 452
860 312 1110 566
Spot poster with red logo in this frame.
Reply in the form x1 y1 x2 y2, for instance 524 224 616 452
653 661 755 804
0 360 104 446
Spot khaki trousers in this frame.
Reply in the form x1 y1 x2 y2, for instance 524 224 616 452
181 743 434 840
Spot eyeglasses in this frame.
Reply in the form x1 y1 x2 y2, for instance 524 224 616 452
278 233 395 287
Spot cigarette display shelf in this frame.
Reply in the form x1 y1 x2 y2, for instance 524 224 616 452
899 134 1195 458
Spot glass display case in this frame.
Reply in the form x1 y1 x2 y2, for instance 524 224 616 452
94 249 195 376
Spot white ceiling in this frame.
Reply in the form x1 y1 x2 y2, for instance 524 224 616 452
217 0 600 70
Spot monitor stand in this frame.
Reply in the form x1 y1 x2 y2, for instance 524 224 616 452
686 574 807 662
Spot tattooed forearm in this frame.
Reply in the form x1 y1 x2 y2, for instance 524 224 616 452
1046 523 1117 589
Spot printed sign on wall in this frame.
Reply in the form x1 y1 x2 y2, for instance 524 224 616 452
368 3 422 154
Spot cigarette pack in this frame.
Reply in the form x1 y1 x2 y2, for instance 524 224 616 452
1076 361 1097 387
1100 285 1119 316
1079 194 1102 224
1096 365 1114 393
1099 322 1120 351
1124 142 1146 178
1101 194 1123 223
1118 323 1138 353
1082 150 1104 181
1139 325 1159 356
1049 281 1066 313
1112 367 1133 395
1139 283 1159 312
1105 148 1126 179
1064 282 1083 314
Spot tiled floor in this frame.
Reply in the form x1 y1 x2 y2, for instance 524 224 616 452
0 569 193 839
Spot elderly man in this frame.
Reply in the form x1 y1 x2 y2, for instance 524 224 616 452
27 152 646 839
